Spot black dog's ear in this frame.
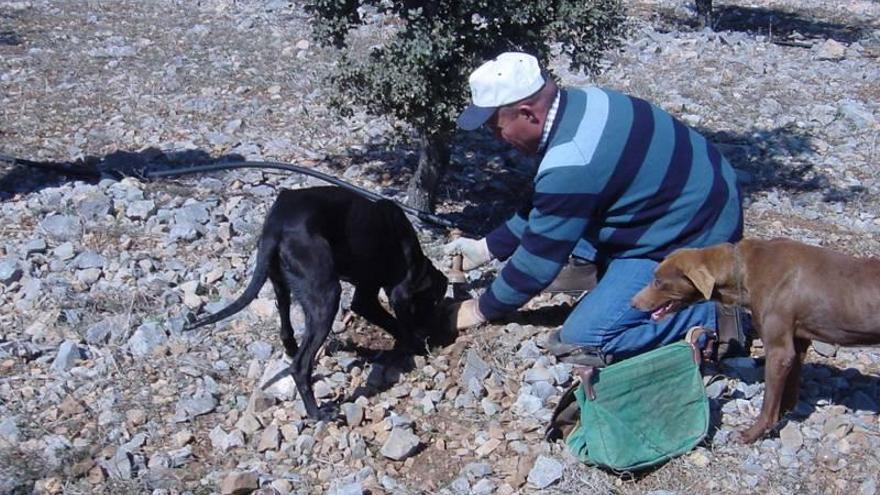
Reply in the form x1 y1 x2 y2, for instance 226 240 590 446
377 199 421 263
430 266 449 302
389 282 416 326
389 281 410 306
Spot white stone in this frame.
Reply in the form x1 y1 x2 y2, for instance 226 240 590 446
380 427 420 461
527 455 563 489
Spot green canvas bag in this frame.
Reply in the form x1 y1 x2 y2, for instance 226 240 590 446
553 340 709 472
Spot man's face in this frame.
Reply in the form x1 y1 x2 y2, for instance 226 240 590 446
485 105 542 155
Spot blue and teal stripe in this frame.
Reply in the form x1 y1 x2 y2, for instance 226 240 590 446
478 86 744 320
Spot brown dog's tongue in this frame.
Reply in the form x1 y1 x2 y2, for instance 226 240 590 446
651 302 673 321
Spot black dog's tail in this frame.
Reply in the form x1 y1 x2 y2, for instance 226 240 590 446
184 233 279 331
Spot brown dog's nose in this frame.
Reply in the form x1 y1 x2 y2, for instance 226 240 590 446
630 290 648 310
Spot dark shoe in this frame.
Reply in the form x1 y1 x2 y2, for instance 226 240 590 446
542 329 612 367
714 303 752 361
545 257 598 294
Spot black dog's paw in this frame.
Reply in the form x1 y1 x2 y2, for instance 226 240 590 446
304 404 340 423
314 405 341 423
401 338 430 356
420 298 462 348
425 322 459 349
372 347 413 365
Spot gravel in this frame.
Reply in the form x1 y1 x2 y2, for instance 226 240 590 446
1 0 878 494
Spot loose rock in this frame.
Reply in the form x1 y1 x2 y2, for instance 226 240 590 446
380 427 420 461
527 455 563 489
220 471 260 495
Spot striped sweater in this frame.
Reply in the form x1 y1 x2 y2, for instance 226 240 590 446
478 87 743 320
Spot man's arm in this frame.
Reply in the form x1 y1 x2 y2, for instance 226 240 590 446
485 197 532 260
478 166 599 320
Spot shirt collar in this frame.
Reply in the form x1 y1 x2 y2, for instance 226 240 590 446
538 89 561 153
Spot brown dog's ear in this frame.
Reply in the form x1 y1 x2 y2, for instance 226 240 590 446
684 265 715 300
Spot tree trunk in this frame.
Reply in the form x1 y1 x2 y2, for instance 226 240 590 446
695 0 712 28
405 130 450 213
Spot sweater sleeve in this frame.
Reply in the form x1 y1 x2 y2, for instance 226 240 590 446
485 199 532 260
478 166 599 320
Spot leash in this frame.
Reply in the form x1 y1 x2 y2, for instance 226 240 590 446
145 161 463 231
733 242 745 305
1 152 468 233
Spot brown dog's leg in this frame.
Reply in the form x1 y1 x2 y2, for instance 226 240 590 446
780 337 810 413
739 316 796 443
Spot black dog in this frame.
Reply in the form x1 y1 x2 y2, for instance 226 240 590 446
186 186 448 419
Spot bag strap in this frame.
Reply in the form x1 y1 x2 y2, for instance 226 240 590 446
544 365 600 441
684 326 713 365
576 366 597 401
545 379 581 442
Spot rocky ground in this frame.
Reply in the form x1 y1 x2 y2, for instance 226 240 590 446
1 0 879 494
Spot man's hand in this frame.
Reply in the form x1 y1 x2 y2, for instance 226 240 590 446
443 237 492 271
449 298 486 330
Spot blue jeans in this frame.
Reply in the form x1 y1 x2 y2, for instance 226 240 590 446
559 255 717 358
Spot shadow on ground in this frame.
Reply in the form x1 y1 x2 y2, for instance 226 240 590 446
712 4 872 43
0 7 23 46
0 30 21 45
648 2 874 43
255 336 420 420
795 361 880 416
0 147 245 199
709 360 880 443
705 124 867 203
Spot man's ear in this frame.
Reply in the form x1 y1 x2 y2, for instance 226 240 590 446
684 265 715 300
516 104 540 124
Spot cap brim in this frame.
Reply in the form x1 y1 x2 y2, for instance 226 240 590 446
457 104 496 131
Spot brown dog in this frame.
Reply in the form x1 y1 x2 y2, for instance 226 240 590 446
631 238 880 443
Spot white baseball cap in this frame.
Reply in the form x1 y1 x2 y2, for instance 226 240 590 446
457 52 545 131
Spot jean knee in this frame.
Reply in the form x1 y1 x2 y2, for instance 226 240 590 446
559 311 620 347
